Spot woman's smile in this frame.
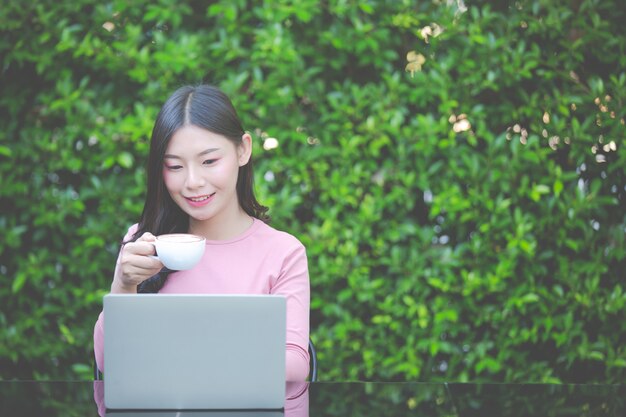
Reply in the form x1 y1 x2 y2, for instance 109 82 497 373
185 192 216 207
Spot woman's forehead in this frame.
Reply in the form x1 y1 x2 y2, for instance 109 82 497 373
166 125 234 154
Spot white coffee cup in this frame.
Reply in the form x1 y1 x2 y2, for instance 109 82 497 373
151 233 206 270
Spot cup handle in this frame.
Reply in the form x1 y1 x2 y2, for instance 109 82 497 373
148 242 159 260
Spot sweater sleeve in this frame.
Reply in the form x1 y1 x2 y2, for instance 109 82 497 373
94 259 125 372
93 311 105 372
271 239 311 381
93 225 137 373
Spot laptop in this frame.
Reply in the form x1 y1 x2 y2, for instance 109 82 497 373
103 294 286 410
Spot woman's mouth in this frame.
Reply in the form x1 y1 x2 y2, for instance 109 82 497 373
185 193 216 207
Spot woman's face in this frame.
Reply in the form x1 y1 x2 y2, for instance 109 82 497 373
162 125 251 226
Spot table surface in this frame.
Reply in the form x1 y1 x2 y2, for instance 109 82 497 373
0 380 624 417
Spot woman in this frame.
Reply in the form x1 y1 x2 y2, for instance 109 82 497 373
93 85 310 381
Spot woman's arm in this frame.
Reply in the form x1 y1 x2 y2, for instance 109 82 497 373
271 241 311 381
93 225 163 372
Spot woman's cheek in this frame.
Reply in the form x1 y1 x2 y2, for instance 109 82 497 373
162 168 176 189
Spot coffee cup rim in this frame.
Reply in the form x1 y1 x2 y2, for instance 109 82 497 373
156 233 206 242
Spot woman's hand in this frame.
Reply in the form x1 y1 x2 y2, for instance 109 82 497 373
111 232 163 293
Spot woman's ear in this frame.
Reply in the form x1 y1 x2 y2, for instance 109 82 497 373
238 133 253 166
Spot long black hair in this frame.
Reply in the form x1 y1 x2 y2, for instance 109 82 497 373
133 85 269 292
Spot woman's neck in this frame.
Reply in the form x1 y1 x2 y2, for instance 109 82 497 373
188 209 254 241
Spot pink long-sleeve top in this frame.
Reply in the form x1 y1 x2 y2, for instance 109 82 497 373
93 219 310 381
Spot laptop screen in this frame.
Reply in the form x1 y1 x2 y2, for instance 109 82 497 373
103 294 286 410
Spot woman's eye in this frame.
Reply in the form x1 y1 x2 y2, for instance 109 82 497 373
203 159 217 166
165 165 183 171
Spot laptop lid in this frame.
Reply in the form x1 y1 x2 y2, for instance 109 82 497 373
103 294 286 410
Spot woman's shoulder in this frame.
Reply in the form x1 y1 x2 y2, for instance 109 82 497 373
254 220 306 250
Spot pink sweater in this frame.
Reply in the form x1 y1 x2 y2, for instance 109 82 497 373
93 219 310 381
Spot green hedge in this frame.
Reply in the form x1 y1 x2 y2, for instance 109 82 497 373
1 0 624 382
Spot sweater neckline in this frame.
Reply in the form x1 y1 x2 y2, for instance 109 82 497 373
203 218 262 245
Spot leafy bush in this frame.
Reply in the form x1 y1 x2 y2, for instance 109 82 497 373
1 0 624 382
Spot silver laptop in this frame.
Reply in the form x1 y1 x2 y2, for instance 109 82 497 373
103 294 286 410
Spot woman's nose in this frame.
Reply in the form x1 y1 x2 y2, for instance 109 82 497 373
185 167 206 188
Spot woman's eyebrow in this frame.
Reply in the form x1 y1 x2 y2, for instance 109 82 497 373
164 148 219 159
198 148 219 156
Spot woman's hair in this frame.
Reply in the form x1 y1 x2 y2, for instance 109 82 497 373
131 85 269 292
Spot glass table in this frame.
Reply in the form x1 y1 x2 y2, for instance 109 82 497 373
0 380 624 416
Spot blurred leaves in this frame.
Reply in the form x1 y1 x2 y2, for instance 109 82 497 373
0 0 625 383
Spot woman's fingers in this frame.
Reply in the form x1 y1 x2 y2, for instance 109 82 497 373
136 232 156 243
126 241 157 257
119 237 163 285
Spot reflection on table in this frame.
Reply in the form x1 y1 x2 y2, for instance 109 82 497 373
95 381 309 417
0 380 623 417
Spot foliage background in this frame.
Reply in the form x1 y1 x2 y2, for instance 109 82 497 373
1 0 624 382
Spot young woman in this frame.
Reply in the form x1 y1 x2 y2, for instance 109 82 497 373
93 85 310 381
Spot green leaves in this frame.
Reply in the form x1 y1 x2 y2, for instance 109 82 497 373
0 0 624 383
